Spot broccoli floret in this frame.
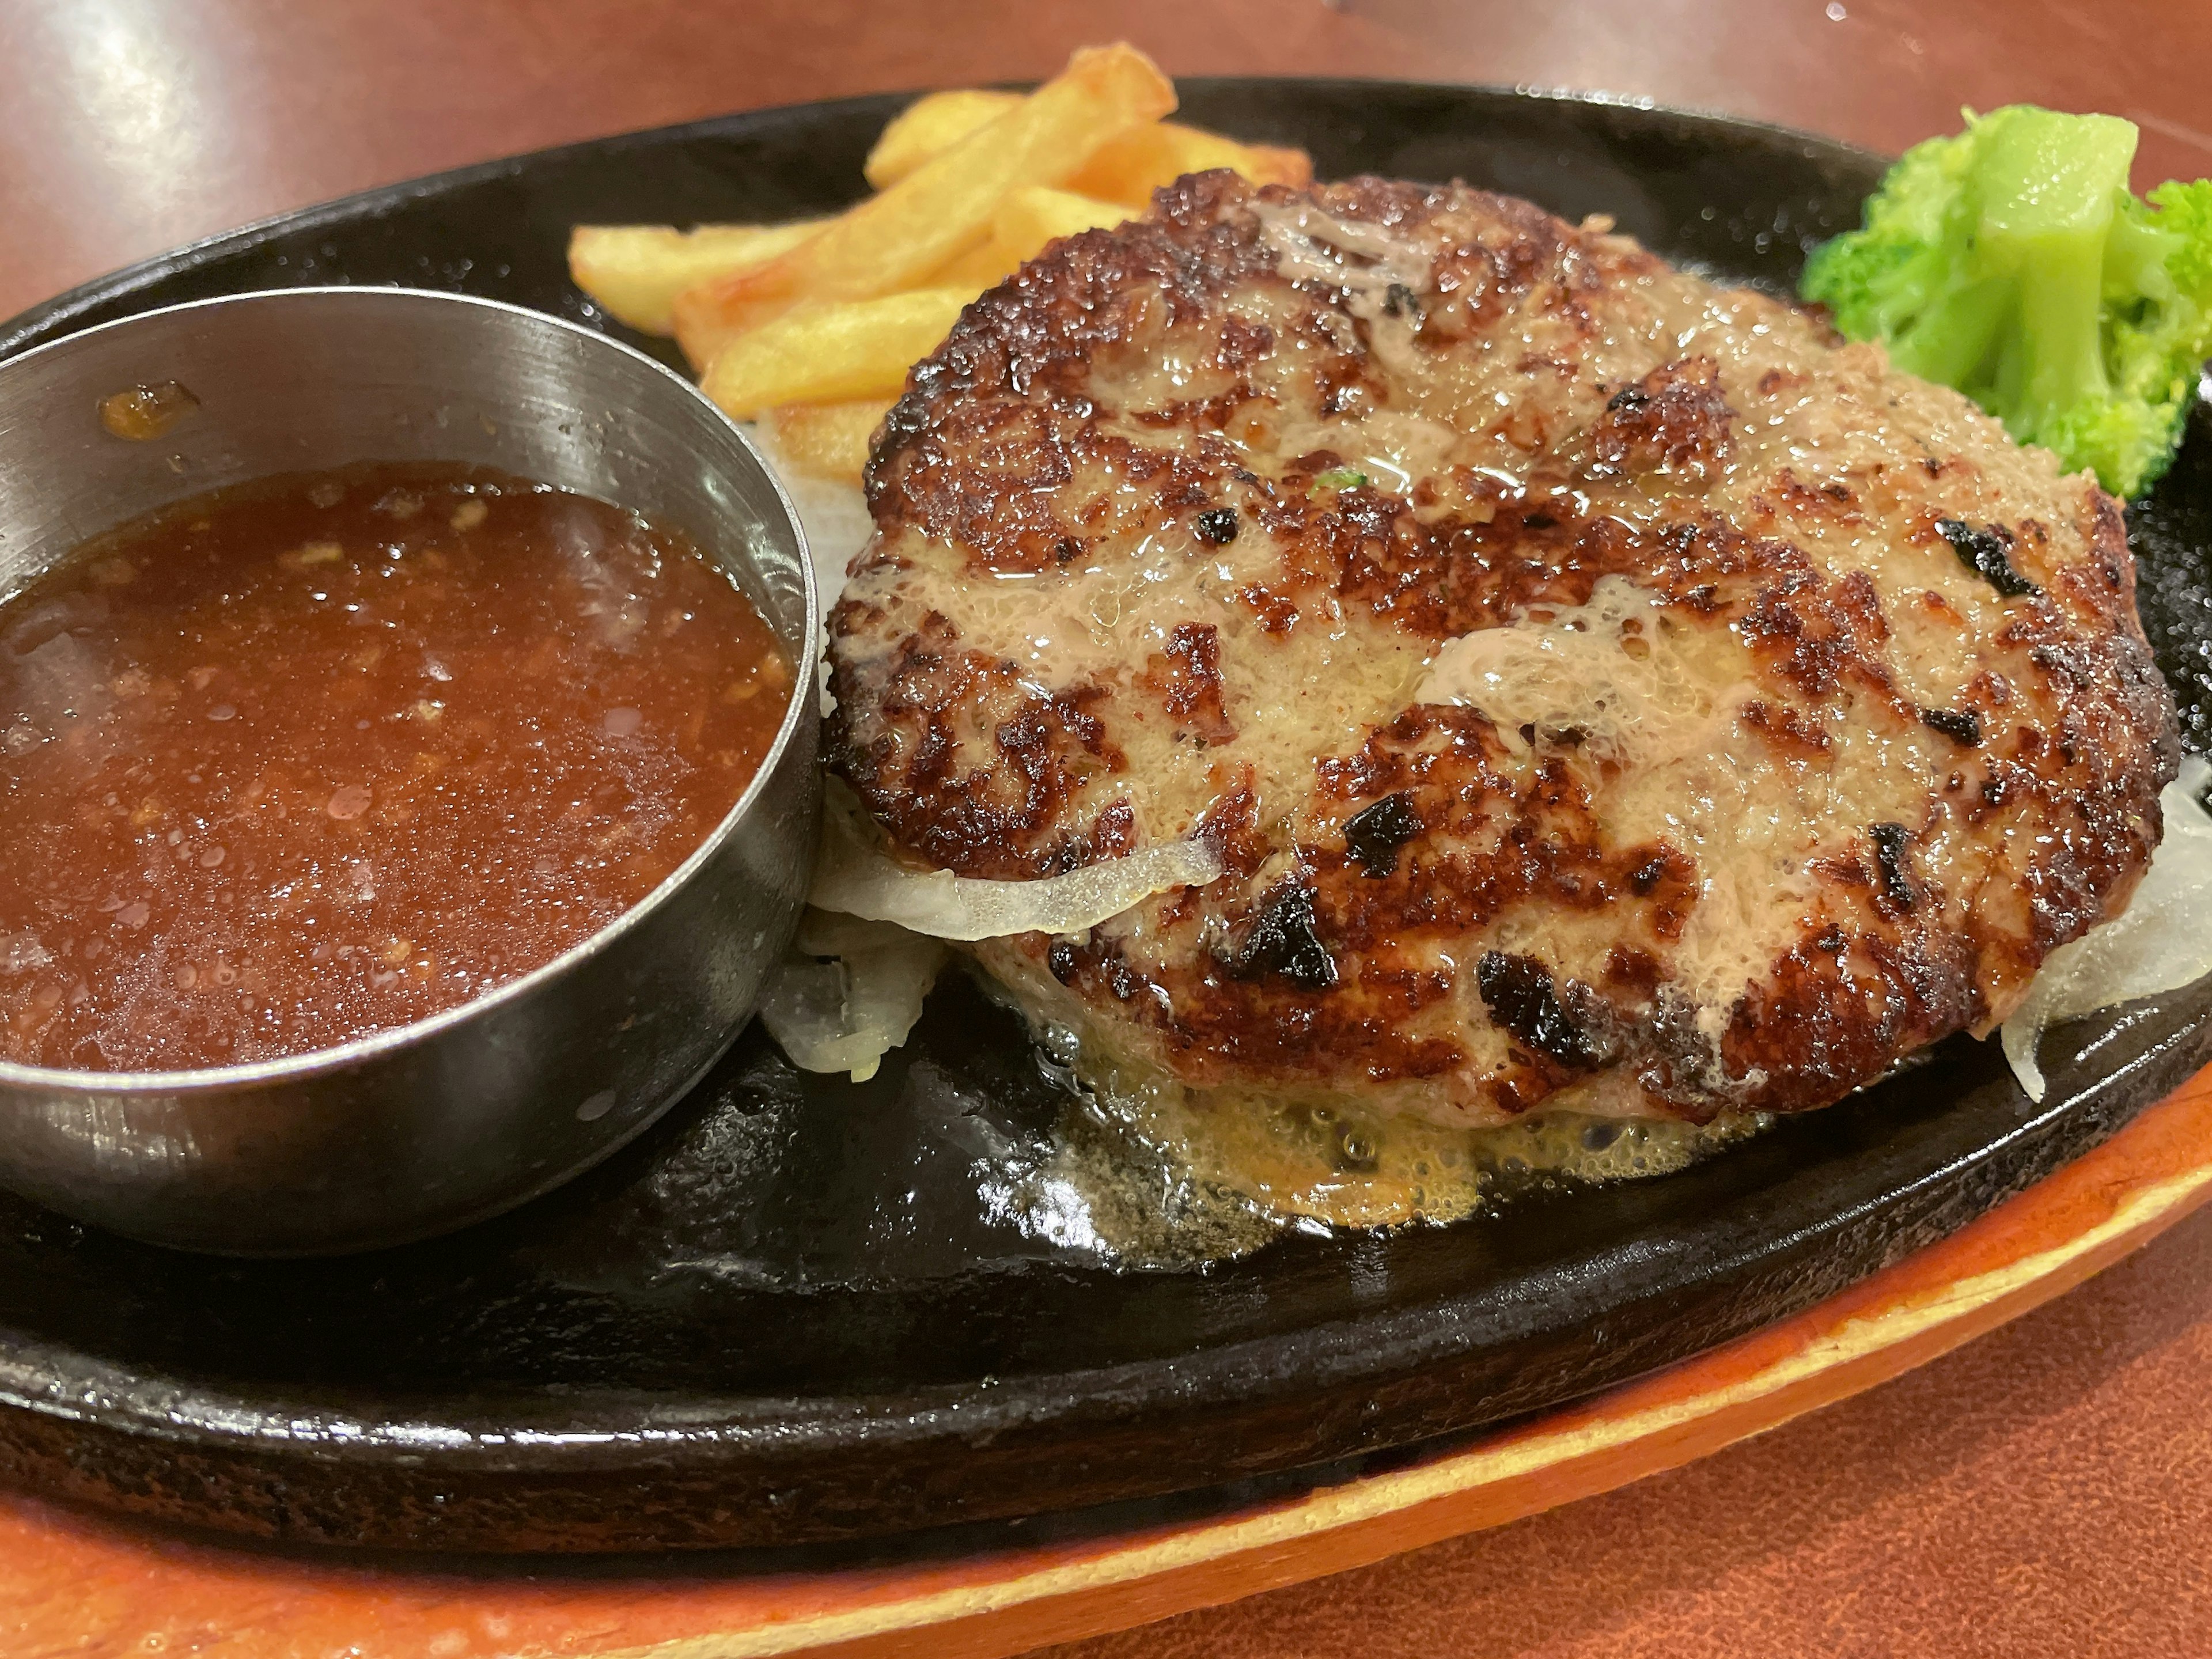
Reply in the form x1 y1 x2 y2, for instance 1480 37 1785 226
1803 106 2212 498
1802 119 1986 357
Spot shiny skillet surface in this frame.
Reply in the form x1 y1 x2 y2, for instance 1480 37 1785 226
1 81 2210 1554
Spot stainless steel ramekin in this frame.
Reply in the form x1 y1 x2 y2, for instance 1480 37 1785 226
0 288 819 1254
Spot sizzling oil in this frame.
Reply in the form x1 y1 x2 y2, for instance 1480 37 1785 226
981 992 1767 1268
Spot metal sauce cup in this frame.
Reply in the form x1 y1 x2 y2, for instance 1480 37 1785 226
0 289 819 1254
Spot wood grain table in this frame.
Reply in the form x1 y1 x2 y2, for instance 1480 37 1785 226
5 2 2211 1654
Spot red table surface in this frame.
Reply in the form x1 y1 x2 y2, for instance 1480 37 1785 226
3 2 2210 1654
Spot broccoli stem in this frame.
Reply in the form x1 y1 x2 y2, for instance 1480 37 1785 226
1974 111 2137 428
2002 226 2113 420
1892 274 2014 388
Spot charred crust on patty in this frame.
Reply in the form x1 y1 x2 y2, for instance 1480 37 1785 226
1585 355 1734 484
1142 622 1236 745
1740 698 1834 759
1718 923 1982 1113
1191 771 1271 879
823 609 1128 878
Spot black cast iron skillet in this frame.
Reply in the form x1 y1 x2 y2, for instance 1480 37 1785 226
3 79 2211 1554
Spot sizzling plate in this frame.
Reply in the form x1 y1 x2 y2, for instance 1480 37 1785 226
2 81 2210 1554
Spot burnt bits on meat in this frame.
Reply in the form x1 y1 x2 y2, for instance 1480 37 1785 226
1343 792 1424 878
1921 706 1983 745
1228 881 1338 991
1869 821 1916 912
1937 517 2040 597
1475 952 1607 1069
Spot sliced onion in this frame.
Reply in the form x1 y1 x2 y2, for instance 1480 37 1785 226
2002 757 2212 1101
741 420 875 626
808 789 1224 942
757 909 946 1082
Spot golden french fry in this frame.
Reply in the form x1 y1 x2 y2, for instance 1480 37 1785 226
672 285 747 372
916 190 1132 300
991 186 1137 271
1068 124 1313 206
767 398 896 485
863 89 1022 191
921 240 1020 294
685 44 1176 339
699 289 971 419
866 88 1313 208
567 221 827 335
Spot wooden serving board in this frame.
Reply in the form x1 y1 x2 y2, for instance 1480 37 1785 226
10 1060 2212 1659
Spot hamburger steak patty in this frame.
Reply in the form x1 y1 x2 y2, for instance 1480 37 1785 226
827 171 2181 1128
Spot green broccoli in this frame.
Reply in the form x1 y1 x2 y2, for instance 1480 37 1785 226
1801 105 2212 498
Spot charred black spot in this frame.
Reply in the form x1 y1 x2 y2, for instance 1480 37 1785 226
1629 855 1672 896
1936 518 2039 597
1920 706 1983 746
1343 792 1423 878
1815 924 1847 953
1048 939 1078 984
1522 512 1558 531
1381 282 1419 318
1194 506 1240 545
1870 821 1916 912
1606 384 1651 412
1476 952 1602 1069
1229 882 1337 991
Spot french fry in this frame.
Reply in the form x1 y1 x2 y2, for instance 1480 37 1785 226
699 289 971 419
912 190 1132 304
567 221 827 335
767 398 896 485
683 44 1176 339
863 89 1021 191
921 239 1021 294
672 286 749 373
1067 124 1313 206
991 187 1138 271
866 86 1313 207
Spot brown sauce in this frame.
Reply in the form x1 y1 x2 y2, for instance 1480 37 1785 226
0 463 790 1072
